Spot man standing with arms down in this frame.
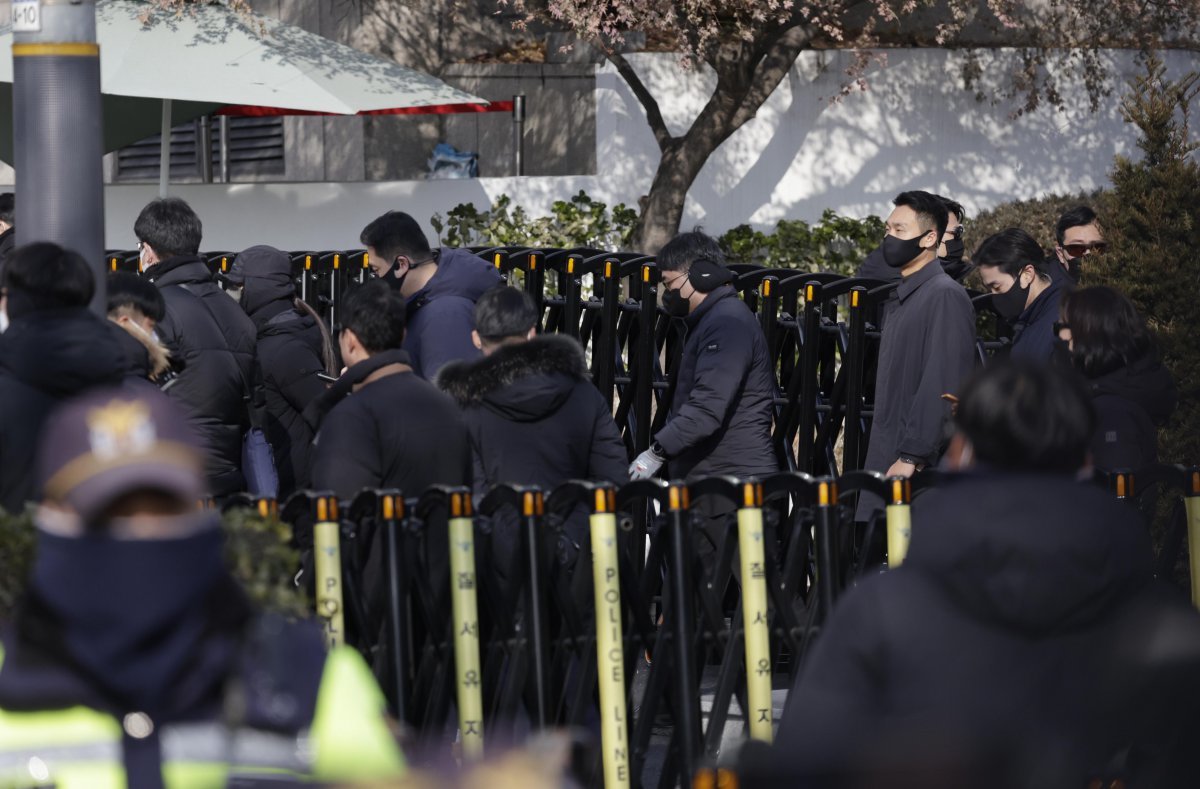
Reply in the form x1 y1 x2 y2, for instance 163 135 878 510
359 210 501 380
863 191 975 491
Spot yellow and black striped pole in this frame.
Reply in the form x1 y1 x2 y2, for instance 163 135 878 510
737 482 773 742
591 484 631 788
885 476 913 567
12 0 106 312
448 491 484 761
1185 469 1200 609
312 494 344 649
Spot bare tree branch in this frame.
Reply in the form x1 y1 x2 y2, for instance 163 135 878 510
607 50 675 153
730 24 814 129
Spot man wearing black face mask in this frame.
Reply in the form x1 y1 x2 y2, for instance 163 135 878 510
858 196 971 284
0 388 405 787
860 191 975 515
359 210 502 380
975 228 1063 363
629 230 777 483
1051 205 1106 285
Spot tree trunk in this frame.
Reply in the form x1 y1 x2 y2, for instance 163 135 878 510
633 142 713 254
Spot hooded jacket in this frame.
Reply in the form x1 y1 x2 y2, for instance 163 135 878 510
437 335 628 564
404 247 502 380
146 255 259 495
654 285 778 479
0 309 125 512
774 473 1200 786
108 319 171 382
232 246 330 496
1086 353 1177 474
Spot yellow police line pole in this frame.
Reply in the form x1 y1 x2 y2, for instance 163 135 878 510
1185 468 1200 610
591 485 631 789
448 491 485 761
737 482 773 743
885 476 913 568
312 495 345 649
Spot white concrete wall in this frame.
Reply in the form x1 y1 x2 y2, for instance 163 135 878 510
100 48 1198 252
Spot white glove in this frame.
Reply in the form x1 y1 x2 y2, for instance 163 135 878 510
629 445 667 481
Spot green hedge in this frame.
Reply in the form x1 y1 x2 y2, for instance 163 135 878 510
0 508 308 623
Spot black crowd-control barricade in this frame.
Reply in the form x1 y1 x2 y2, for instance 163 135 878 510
217 464 1200 788
107 245 912 477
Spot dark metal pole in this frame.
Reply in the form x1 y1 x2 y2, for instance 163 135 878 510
814 477 841 623
218 115 231 183
512 94 526 176
796 282 823 474
13 0 105 313
842 286 868 473
380 493 410 723
521 489 551 729
667 482 701 781
199 117 214 184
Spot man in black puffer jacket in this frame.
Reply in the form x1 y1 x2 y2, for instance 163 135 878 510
0 243 125 512
136 198 259 497
228 245 332 497
437 286 628 576
753 360 1200 789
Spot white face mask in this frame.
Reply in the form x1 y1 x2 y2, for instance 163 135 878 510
0 308 8 334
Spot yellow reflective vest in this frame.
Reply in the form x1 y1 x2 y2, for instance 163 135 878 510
0 644 405 788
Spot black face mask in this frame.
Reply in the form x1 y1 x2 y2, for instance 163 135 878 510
881 233 929 269
992 273 1030 322
943 237 965 262
1065 256 1083 283
378 258 408 292
661 286 691 318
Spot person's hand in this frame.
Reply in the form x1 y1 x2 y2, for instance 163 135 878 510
886 459 918 479
629 446 667 481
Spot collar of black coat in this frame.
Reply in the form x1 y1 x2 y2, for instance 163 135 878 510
0 574 252 716
896 256 946 302
684 283 737 326
144 254 212 286
303 349 412 427
436 334 587 406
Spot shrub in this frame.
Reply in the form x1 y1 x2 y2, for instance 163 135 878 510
431 191 638 250
968 191 1110 259
0 507 307 623
718 210 886 276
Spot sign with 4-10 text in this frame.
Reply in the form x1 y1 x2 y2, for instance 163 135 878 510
12 0 42 33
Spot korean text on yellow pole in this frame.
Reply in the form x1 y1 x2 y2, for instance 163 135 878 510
738 482 773 742
591 486 631 789
885 476 912 568
1186 469 1200 609
312 495 344 649
449 491 484 761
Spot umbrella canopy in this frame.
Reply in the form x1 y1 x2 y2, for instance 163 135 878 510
0 0 486 162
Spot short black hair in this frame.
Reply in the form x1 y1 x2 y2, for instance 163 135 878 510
134 197 202 259
1061 286 1153 378
3 242 94 316
340 280 407 354
893 191 949 248
0 193 13 226
475 285 538 342
934 194 966 223
955 359 1096 473
1055 205 1098 246
972 228 1047 278
107 271 166 323
657 228 725 273
360 211 432 265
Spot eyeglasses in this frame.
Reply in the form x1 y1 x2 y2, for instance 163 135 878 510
1053 321 1070 335
1061 241 1108 257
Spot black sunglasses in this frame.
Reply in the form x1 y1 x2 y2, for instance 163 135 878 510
1062 241 1108 257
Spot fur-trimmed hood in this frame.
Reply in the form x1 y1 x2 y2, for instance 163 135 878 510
437 334 588 421
110 318 172 380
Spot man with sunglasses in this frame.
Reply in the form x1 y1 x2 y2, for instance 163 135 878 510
1053 205 1107 284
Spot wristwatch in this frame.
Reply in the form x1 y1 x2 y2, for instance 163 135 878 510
898 456 925 469
651 441 668 459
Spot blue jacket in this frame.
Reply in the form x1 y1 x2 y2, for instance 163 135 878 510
1009 277 1064 363
404 248 502 379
